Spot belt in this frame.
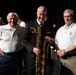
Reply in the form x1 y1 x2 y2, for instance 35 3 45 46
4 50 22 55
62 53 76 59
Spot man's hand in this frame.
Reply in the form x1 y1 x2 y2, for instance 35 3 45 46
33 47 41 55
57 49 65 57
0 49 4 56
45 36 54 42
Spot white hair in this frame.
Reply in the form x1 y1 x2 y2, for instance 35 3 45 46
63 9 75 17
37 6 47 14
7 12 18 20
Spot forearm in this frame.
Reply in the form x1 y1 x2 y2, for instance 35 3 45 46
65 44 76 53
23 40 34 53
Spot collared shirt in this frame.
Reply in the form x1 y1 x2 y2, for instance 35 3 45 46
0 24 25 53
36 19 44 27
55 22 76 49
20 21 26 27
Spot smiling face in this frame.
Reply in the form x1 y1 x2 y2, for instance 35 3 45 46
7 12 18 27
36 6 47 24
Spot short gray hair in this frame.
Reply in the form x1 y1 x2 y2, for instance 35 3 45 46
37 6 47 14
7 12 18 20
63 9 75 17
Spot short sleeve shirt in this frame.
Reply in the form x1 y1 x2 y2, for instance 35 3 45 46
55 22 76 49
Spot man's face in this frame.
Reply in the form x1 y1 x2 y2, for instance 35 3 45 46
7 15 17 27
37 9 47 24
63 12 74 26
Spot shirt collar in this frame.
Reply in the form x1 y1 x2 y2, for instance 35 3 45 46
36 19 44 27
6 24 18 30
64 22 75 29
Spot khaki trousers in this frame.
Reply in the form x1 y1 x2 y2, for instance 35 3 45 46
60 56 76 75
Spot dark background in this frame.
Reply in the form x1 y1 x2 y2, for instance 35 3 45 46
0 0 76 27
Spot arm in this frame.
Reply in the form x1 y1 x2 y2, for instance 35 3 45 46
23 26 41 55
64 44 76 53
55 44 65 57
0 26 4 55
56 44 76 57
23 27 34 53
